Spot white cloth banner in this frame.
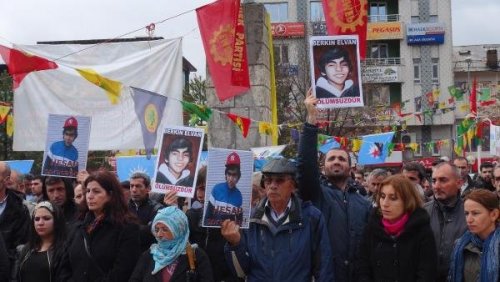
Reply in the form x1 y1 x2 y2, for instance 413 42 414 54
13 38 183 151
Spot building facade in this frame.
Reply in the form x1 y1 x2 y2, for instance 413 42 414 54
453 44 499 165
257 0 455 161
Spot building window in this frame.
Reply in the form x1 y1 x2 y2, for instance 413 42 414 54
413 58 421 83
369 2 387 22
310 1 325 22
274 44 289 65
432 58 439 83
264 3 288 22
370 43 389 59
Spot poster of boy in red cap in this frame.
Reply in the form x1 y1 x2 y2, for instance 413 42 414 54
42 114 91 178
203 148 253 228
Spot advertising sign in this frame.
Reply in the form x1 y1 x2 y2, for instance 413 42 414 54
271 22 305 37
407 23 445 45
367 22 403 40
362 66 399 83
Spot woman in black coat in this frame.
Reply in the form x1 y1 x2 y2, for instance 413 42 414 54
358 175 438 282
14 201 71 282
67 171 141 282
129 206 213 282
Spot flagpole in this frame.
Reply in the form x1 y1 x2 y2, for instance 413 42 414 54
477 117 492 171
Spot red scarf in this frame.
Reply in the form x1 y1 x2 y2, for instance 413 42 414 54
382 213 409 237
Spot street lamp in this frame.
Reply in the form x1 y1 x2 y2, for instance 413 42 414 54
465 56 472 91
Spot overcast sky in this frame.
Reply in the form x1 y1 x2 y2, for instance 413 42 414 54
1 0 499 76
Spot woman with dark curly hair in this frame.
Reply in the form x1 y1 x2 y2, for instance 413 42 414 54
449 189 499 282
67 170 141 282
14 201 70 281
358 174 437 282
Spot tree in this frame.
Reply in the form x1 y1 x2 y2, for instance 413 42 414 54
0 70 44 173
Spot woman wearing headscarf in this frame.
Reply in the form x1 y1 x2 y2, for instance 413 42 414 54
449 189 499 282
67 170 141 282
129 206 213 282
14 201 70 282
358 174 437 282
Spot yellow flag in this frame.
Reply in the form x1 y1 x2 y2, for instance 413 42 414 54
6 113 13 137
0 105 10 123
432 87 440 101
258 121 273 136
76 68 122 104
438 102 446 109
459 103 469 113
409 143 419 152
352 139 362 152
466 127 475 147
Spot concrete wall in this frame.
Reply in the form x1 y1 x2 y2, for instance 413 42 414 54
206 3 272 150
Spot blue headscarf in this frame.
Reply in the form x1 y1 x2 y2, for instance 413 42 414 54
448 227 500 282
150 206 190 275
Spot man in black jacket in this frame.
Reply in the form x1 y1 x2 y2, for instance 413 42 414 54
43 176 78 224
297 92 371 282
425 162 467 282
128 172 163 252
0 161 30 278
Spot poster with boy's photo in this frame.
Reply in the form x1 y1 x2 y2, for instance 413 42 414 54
310 35 364 109
202 148 253 229
42 114 91 178
152 125 204 198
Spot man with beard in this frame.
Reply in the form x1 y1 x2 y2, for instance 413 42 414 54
297 90 371 282
474 162 495 191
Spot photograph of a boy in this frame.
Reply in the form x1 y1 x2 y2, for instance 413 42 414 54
315 46 360 99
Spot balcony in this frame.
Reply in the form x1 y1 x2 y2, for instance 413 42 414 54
362 57 404 66
368 14 401 23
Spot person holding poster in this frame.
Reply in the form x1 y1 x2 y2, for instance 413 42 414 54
205 152 244 226
43 116 79 176
156 137 194 187
315 46 360 99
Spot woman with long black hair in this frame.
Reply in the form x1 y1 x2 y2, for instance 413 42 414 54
14 201 70 281
67 170 141 282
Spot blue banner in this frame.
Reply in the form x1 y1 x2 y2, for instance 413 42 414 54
6 160 34 174
358 132 395 165
116 156 158 181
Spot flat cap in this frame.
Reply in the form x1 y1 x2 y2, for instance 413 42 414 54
262 158 296 175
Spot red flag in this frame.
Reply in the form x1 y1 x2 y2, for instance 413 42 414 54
470 77 477 115
322 0 368 58
480 99 496 107
197 0 250 101
226 112 251 138
0 45 58 89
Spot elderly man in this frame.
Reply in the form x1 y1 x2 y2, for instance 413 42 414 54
0 161 30 278
424 162 467 282
221 158 334 281
297 91 371 282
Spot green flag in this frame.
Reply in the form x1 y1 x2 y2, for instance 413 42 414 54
448 86 464 101
479 87 491 101
181 101 212 122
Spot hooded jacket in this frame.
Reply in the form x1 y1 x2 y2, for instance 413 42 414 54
358 208 438 282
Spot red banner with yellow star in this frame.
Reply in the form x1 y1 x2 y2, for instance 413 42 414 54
197 0 250 101
322 0 368 58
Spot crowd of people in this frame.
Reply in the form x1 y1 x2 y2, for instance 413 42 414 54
0 93 498 282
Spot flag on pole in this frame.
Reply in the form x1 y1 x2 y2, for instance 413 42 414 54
0 45 58 89
76 68 123 104
130 87 168 158
321 0 368 58
358 132 395 165
227 112 251 138
181 101 213 122
196 0 250 101
470 77 477 116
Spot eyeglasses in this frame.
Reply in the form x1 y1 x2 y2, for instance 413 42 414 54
263 175 291 185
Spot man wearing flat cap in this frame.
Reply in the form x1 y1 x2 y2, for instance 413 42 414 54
221 158 334 281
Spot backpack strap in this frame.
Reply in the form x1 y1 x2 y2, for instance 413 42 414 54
186 243 196 272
